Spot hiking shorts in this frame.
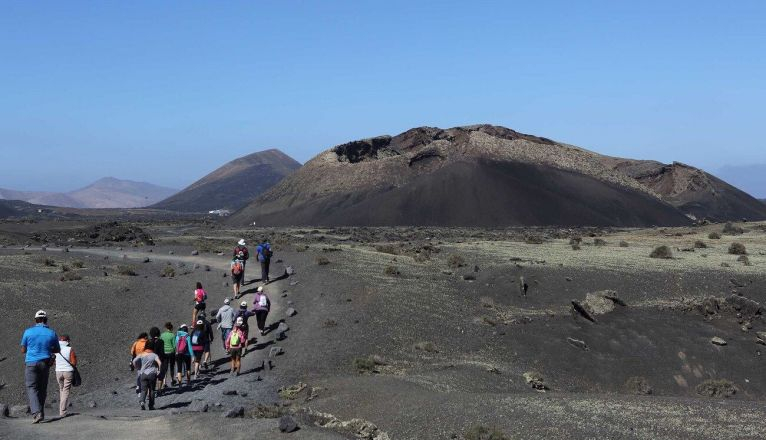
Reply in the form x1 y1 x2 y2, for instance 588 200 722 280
229 348 242 358
194 302 206 311
193 350 204 363
231 273 243 285
176 354 191 375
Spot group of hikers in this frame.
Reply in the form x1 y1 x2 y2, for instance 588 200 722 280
18 238 274 422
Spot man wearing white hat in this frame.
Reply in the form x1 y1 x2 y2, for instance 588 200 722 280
233 239 249 285
20 310 60 423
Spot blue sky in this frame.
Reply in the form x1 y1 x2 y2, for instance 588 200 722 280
1 1 764 193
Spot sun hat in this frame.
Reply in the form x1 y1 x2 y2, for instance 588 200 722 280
256 286 263 292
240 301 247 308
224 298 231 305
180 323 188 330
238 239 246 246
34 310 47 319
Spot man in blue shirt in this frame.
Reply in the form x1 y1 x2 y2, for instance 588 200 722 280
20 310 59 423
255 238 272 284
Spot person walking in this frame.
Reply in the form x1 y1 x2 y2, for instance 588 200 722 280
191 282 208 325
253 286 271 336
233 239 249 284
147 327 165 396
255 238 273 284
130 332 148 394
235 301 256 354
225 317 246 376
20 310 60 423
132 340 161 410
190 320 208 379
197 312 214 370
231 258 244 298
55 335 77 418
158 322 176 389
216 298 235 351
175 324 193 386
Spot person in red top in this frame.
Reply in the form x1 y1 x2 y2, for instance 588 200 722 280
191 282 207 325
233 239 249 285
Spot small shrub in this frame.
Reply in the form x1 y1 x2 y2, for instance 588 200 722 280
625 376 652 395
728 242 747 255
693 240 707 249
722 222 744 235
696 379 736 398
480 316 497 326
447 254 465 269
60 265 71 272
708 232 721 239
352 357 377 374
413 341 438 353
738 255 751 266
295 245 309 252
161 265 176 278
315 256 330 266
375 244 399 255
60 271 82 282
649 245 673 259
71 260 85 269
571 244 581 251
383 265 400 276
464 425 511 440
525 235 544 245
40 257 56 267
619 241 629 248
413 253 429 263
323 319 338 328
118 265 137 276
593 238 607 246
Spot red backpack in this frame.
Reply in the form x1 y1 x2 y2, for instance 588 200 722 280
194 288 207 303
232 261 243 275
176 335 188 354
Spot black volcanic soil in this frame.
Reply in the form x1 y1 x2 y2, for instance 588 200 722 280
2 220 766 439
236 160 691 227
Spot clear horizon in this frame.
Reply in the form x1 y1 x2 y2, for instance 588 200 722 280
2 1 765 194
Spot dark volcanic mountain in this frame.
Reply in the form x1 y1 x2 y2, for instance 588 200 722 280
0 178 178 209
229 125 693 227
604 159 766 222
151 149 301 212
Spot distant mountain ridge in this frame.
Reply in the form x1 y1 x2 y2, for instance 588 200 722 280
0 177 178 209
151 149 301 212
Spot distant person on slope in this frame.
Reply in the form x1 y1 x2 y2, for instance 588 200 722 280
20 310 60 424
55 335 78 418
132 340 161 411
231 258 245 298
191 282 208 325
225 317 246 377
190 320 209 379
147 327 165 396
256 238 273 283
253 286 271 336
197 312 214 371
216 298 235 350
174 324 194 386
233 239 249 284
158 322 176 390
130 332 149 394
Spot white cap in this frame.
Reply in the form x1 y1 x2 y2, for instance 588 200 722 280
238 239 246 246
256 286 263 292
34 310 47 319
240 301 247 307
224 298 231 305
196 320 204 325
180 323 188 329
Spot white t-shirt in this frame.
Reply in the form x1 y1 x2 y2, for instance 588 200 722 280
55 341 74 372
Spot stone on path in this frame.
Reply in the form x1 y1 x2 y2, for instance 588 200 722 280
222 390 238 396
223 406 244 418
711 336 727 346
279 415 299 433
286 307 297 317
567 337 588 351
269 346 284 358
189 400 209 412
191 250 199 256
285 266 295 275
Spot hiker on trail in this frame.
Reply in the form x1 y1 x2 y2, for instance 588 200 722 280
253 286 271 336
158 322 176 390
55 335 78 418
148 327 165 396
216 298 235 350
192 282 208 325
20 310 60 424
256 238 273 283
175 324 194 386
130 332 149 394
225 317 246 376
233 239 249 284
132 340 161 411
197 312 214 370
231 258 245 298
235 301 256 353
190 320 209 379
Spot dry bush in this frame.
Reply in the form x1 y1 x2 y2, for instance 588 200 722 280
375 244 399 255
352 357 377 374
118 265 137 276
625 376 652 395
619 241 629 247
722 222 744 235
571 244 581 251
60 271 82 282
728 242 747 255
315 256 330 266
383 265 400 276
525 235 544 245
649 245 673 259
708 232 721 239
594 238 607 246
413 341 438 353
696 379 736 398
447 254 465 269
738 255 751 266
71 260 85 268
161 265 176 278
694 240 707 249
40 257 56 267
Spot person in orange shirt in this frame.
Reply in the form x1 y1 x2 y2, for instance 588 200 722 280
130 332 148 393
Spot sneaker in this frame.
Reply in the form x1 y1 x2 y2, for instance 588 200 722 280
32 413 43 424
140 403 146 411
